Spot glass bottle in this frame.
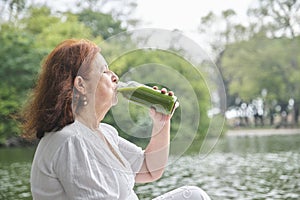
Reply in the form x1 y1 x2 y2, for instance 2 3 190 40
117 81 178 115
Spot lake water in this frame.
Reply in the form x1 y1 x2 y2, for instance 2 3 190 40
0 132 299 200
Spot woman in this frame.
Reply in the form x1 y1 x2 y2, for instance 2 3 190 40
22 39 210 199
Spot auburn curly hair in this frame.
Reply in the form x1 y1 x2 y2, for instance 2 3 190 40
21 39 100 139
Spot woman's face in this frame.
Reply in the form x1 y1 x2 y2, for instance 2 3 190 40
86 53 119 118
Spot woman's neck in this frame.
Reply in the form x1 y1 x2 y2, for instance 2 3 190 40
75 114 99 131
74 104 108 131
75 107 103 131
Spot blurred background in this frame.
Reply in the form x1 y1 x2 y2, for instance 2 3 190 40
0 0 299 199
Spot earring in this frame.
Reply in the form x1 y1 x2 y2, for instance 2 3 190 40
82 96 88 106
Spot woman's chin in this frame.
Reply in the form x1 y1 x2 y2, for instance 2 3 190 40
112 97 118 106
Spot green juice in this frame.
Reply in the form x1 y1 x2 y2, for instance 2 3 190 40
117 81 178 115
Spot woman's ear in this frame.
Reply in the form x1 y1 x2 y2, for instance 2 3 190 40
74 76 86 95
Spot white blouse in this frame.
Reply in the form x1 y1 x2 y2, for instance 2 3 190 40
30 120 145 200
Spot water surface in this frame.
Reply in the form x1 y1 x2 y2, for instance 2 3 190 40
137 133 300 199
0 133 299 200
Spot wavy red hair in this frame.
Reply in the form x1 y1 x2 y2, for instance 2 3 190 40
21 39 100 139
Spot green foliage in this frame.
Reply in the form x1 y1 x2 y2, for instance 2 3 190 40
247 0 300 38
78 9 125 39
22 6 60 35
221 35 300 104
0 24 41 142
0 26 40 88
0 84 20 143
34 13 96 50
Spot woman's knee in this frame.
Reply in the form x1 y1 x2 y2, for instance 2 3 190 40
179 186 211 200
153 185 211 200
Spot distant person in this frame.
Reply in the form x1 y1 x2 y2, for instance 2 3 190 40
21 39 210 199
294 105 299 125
252 100 264 127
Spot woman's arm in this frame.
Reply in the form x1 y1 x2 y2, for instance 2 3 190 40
135 108 171 183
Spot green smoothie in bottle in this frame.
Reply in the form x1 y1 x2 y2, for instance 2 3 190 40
117 81 178 115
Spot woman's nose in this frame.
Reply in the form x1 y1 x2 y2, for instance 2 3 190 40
111 71 119 83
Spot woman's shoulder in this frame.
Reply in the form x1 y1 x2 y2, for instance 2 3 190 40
43 122 77 142
41 121 97 150
35 122 84 164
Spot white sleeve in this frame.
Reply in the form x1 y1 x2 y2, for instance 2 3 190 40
53 135 119 200
118 136 145 174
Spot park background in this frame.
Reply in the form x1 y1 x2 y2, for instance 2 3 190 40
0 0 300 199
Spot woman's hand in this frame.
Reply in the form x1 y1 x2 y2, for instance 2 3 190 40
150 86 179 121
149 86 179 133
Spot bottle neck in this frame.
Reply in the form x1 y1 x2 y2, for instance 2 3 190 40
117 81 142 89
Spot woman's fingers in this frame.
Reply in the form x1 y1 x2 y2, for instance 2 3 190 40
160 88 167 94
152 86 159 90
150 85 179 117
152 86 174 96
168 91 174 96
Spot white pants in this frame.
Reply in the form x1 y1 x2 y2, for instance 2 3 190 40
153 186 211 200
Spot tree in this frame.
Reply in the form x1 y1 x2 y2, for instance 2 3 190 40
33 12 99 50
0 24 40 143
74 0 139 28
21 6 60 35
247 0 300 125
78 9 125 39
0 0 26 24
221 34 300 126
247 0 300 38
198 10 249 108
198 1 300 126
